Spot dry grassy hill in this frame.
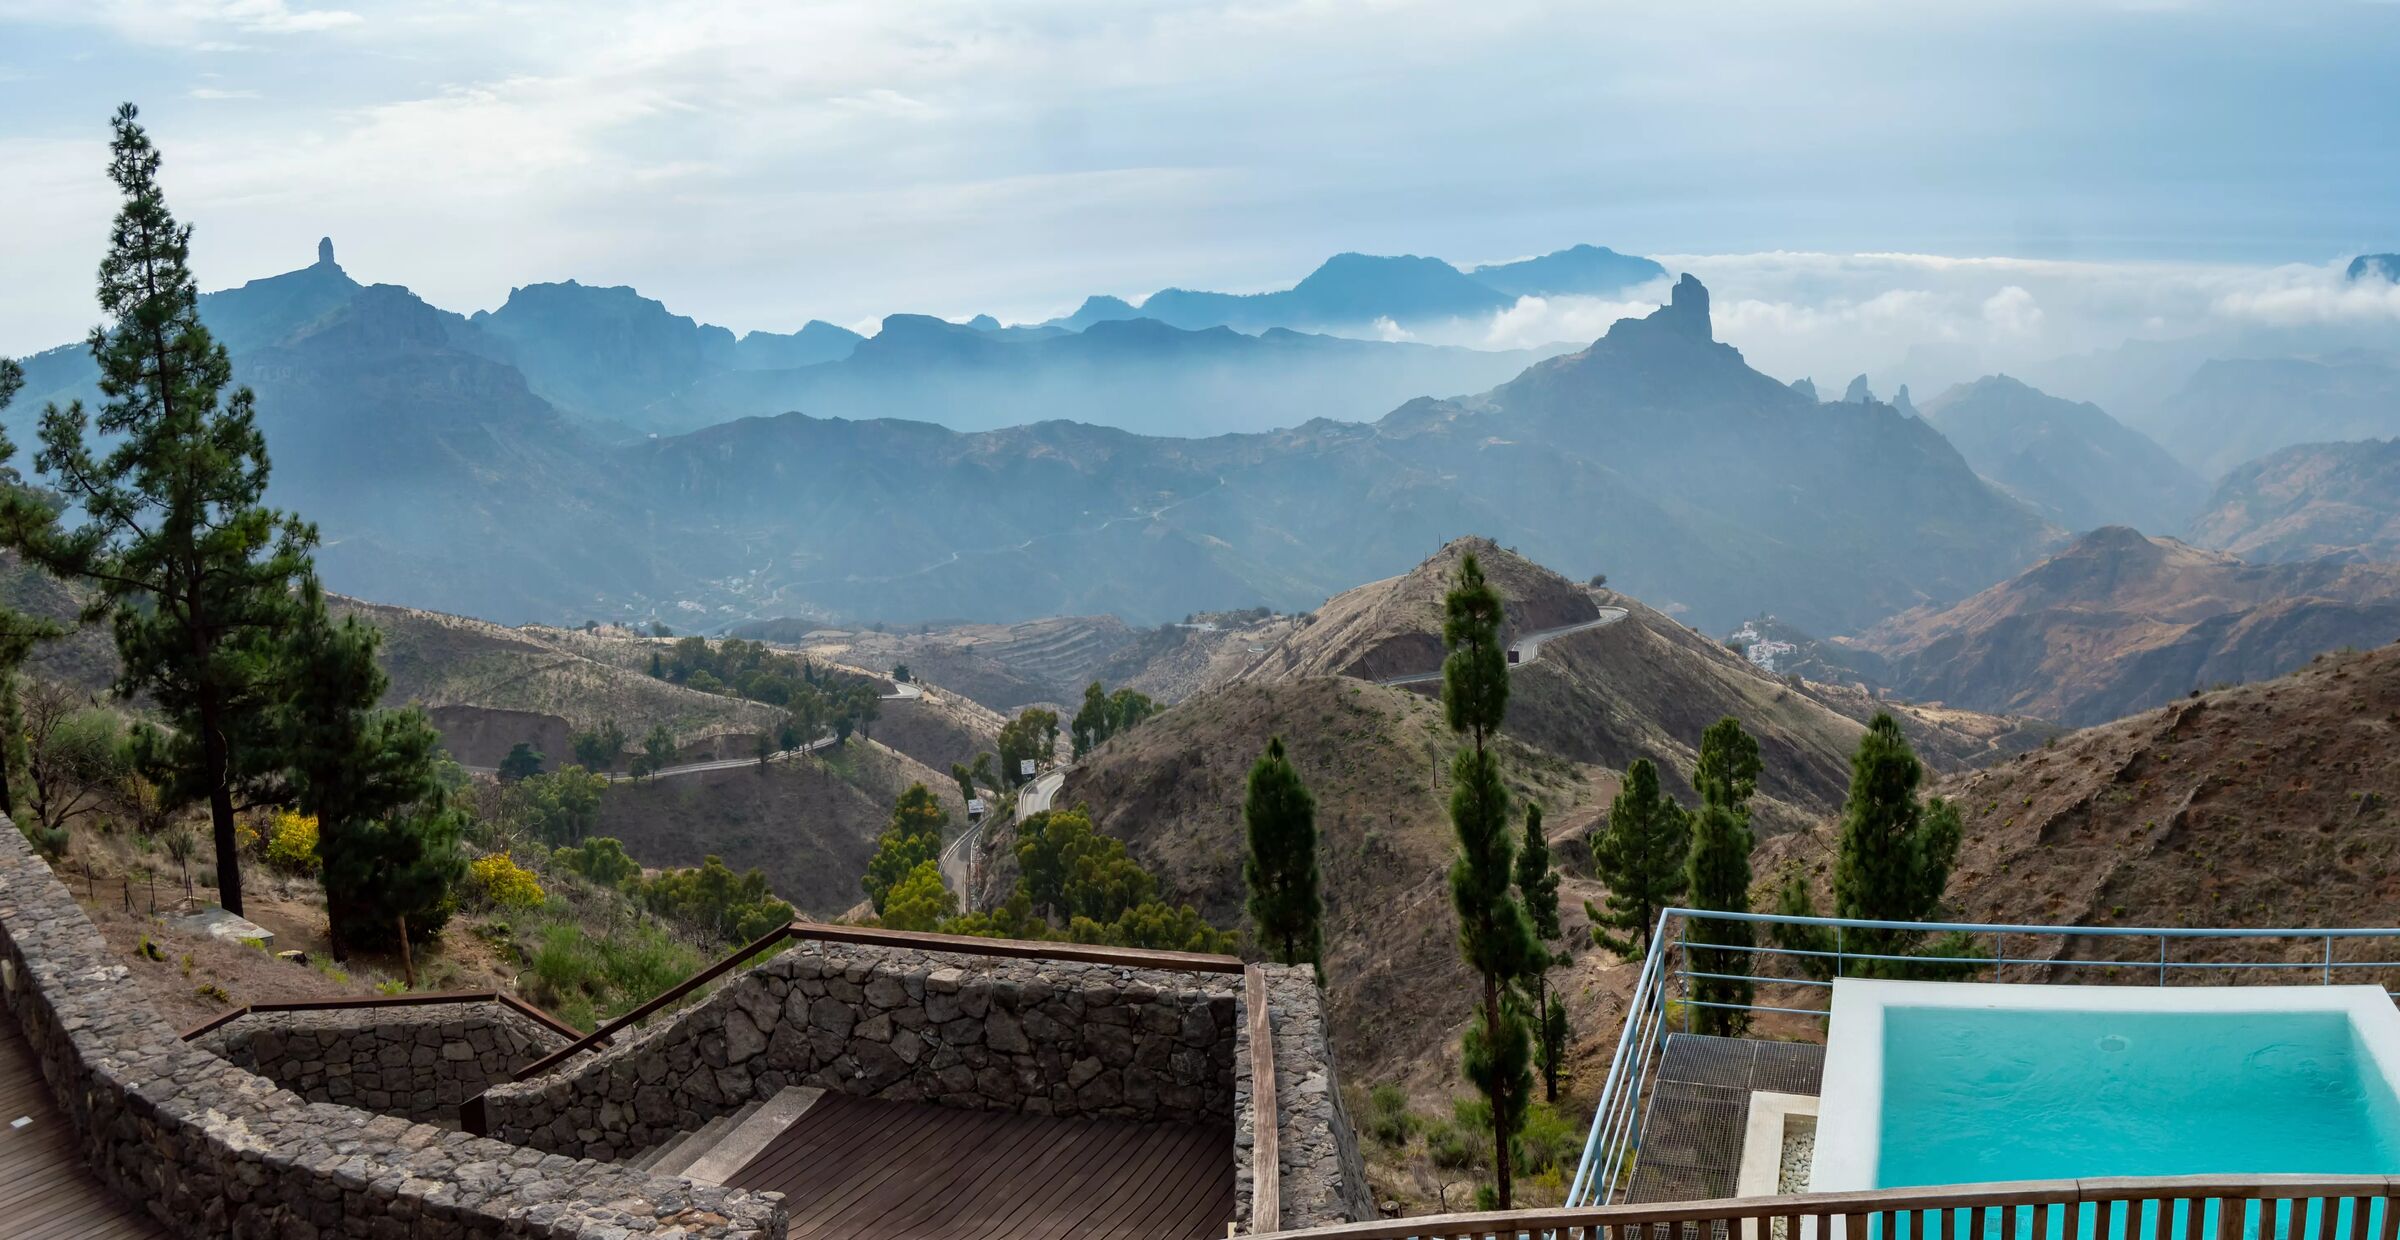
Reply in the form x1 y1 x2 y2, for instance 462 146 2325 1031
869 686 1010 776
599 738 969 918
1238 536 1596 683
1762 639 2400 968
337 598 780 741
750 610 1299 708
1060 676 1620 1089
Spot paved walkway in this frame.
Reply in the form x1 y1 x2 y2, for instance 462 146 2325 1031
724 1092 1235 1240
0 1019 170 1240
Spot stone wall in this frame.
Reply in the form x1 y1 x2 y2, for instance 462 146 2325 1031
478 939 1242 1161
1234 964 1377 1232
195 1001 568 1125
0 825 782 1239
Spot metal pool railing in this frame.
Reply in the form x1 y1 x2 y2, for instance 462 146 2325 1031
1565 909 2400 1209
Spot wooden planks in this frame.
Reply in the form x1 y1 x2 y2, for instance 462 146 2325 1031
0 1019 172 1240
1247 965 1280 1234
725 1092 1236 1240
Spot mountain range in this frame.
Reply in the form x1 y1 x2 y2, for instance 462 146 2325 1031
1844 525 2400 726
2189 438 2400 564
1042 244 1666 335
1919 374 2207 534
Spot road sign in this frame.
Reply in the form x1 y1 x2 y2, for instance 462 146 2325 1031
967 798 986 819
1020 759 1036 778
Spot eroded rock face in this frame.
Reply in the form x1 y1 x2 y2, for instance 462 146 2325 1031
479 941 1244 1160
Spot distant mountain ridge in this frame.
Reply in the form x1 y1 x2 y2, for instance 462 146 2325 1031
1921 374 2207 534
1042 243 1668 335
11 243 2051 637
1845 525 2400 726
2190 438 2400 564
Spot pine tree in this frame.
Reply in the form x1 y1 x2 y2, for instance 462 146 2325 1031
7 105 318 915
863 783 947 912
1514 802 1567 1100
1243 735 1322 974
0 361 66 825
275 579 462 956
1441 553 1538 1208
1685 717 1760 1036
1779 712 1965 977
1588 758 1690 958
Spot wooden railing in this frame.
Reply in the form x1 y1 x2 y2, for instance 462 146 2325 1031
508 919 1248 1082
1253 1176 2400 1240
178 988 584 1043
1247 965 1282 1232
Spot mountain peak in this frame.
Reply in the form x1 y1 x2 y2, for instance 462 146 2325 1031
1597 272 1714 346
1842 374 1875 404
317 236 336 268
2347 253 2399 284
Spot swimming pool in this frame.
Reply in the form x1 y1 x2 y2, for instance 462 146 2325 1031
1811 980 2400 1192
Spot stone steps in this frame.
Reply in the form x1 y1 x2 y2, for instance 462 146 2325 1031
622 1087 823 1182
682 1087 823 1184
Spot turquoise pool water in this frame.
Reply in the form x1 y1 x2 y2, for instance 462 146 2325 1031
1878 1007 2400 1188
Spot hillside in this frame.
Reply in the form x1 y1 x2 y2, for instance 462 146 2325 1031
1921 375 2206 535
747 611 1301 708
2150 351 2400 477
1059 676 1617 1085
2189 438 2400 564
1845 527 2400 726
1242 539 2043 831
1764 640 2400 957
598 738 968 918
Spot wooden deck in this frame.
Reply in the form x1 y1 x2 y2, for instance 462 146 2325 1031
0 1019 171 1240
726 1092 1237 1240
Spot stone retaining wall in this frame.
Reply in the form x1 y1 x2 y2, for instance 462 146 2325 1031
477 940 1243 1161
0 825 782 1239
195 1001 568 1125
1234 964 1377 1232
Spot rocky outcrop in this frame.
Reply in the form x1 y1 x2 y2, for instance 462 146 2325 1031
0 824 781 1239
195 1000 569 1125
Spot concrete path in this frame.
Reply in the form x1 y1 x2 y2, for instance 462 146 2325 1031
1373 605 1629 687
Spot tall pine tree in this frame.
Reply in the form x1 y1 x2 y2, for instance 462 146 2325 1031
1514 802 1568 1101
1775 713 1966 978
274 577 462 957
1242 735 1322 974
1588 757 1690 959
9 105 318 915
1686 717 1761 1036
1441 553 1539 1208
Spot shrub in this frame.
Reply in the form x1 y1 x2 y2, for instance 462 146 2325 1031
194 982 231 1005
1514 1101 1581 1176
1364 1084 1414 1146
1426 1120 1480 1170
469 852 545 909
263 809 319 875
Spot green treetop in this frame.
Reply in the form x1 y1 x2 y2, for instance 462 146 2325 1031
1242 735 1323 973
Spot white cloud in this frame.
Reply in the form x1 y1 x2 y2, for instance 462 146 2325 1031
1981 285 2044 336
188 86 260 100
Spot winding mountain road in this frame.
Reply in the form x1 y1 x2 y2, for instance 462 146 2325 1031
463 681 923 783
1372 606 1630 687
940 767 1064 910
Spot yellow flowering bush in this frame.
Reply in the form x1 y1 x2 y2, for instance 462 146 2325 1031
263 810 319 874
470 852 545 910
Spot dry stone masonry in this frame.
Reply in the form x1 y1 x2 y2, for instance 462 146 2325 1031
196 1000 568 1125
477 940 1244 1160
1234 963 1376 1232
0 825 782 1239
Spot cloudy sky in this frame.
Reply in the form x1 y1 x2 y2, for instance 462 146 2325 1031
3 0 2397 382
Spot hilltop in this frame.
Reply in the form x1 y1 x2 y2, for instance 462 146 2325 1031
1846 527 2400 726
1240 539 2043 831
